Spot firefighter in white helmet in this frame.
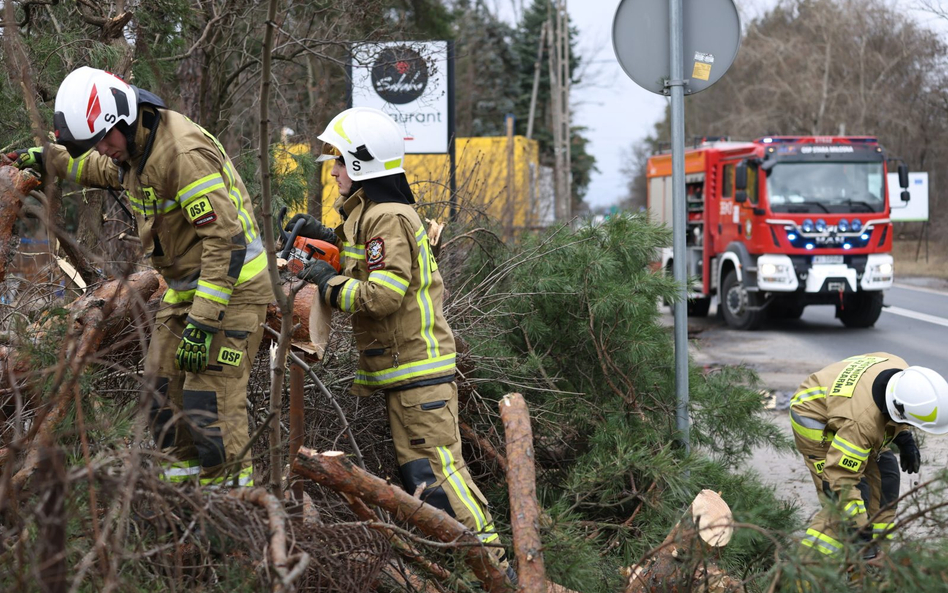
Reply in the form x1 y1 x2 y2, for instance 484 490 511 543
7 66 273 487
286 107 516 582
790 353 948 558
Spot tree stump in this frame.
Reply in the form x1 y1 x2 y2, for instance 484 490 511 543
622 489 743 593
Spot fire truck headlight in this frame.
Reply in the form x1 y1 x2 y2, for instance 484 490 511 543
877 262 893 275
852 218 863 232
815 219 827 232
838 219 850 232
757 256 797 289
802 219 814 233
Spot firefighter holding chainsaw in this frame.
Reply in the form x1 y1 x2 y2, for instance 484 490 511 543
790 353 948 557
7 67 272 487
287 107 515 581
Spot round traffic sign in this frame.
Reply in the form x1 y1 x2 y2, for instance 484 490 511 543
612 0 741 95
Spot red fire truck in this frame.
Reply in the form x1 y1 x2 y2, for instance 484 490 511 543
646 136 909 330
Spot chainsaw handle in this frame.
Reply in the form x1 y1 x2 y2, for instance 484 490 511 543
280 218 305 260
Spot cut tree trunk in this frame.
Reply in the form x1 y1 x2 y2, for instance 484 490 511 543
499 393 545 592
293 448 511 592
0 165 42 283
622 489 743 593
266 283 328 359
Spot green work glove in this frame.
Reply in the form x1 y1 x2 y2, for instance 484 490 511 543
5 147 44 171
175 323 214 373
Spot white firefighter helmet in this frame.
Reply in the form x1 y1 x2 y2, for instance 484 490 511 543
886 366 948 434
53 67 138 158
316 107 405 181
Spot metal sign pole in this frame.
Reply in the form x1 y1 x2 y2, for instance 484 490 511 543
668 0 690 453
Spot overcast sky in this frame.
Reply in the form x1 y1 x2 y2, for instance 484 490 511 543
494 0 947 210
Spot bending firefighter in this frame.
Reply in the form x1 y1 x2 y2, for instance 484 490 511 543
790 352 948 557
288 107 515 580
8 67 272 487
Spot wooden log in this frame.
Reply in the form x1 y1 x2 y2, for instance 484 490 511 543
622 489 742 593
293 448 511 592
265 282 329 360
499 393 545 592
0 165 42 283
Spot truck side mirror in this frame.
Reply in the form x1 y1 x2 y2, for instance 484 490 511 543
897 163 909 189
901 190 911 203
735 162 748 190
735 190 748 204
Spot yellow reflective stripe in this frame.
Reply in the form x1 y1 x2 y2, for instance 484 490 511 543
831 435 871 460
177 173 225 206
343 243 365 260
228 187 256 243
801 529 842 555
159 459 202 482
200 466 254 487
163 288 197 304
384 158 402 170
436 446 487 531
196 280 233 305
416 227 439 358
339 278 361 312
67 154 86 182
844 500 866 517
333 113 352 143
236 251 267 285
792 386 826 405
369 270 409 297
872 523 895 540
354 353 456 387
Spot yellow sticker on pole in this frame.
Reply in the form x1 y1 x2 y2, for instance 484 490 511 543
692 62 712 81
829 356 889 397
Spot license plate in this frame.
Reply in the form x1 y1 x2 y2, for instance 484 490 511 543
812 255 844 265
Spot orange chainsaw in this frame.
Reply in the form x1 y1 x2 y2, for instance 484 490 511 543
278 206 341 275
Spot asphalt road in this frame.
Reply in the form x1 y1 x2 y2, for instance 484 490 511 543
684 280 948 392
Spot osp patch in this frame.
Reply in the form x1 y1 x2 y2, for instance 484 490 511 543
366 236 385 270
186 197 217 227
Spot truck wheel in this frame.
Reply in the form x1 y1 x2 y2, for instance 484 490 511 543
837 292 884 328
721 270 763 330
688 297 711 317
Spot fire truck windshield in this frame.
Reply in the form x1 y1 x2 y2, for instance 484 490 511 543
765 161 885 214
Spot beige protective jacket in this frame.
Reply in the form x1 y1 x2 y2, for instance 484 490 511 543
45 107 272 331
791 352 907 525
323 189 456 396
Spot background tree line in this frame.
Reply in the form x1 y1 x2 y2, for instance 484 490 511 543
620 0 948 242
0 0 596 249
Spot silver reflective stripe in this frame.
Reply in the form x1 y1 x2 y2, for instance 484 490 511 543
244 235 264 262
179 175 224 206
832 437 870 460
790 409 827 431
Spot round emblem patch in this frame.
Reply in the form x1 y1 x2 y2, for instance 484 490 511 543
366 237 385 269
